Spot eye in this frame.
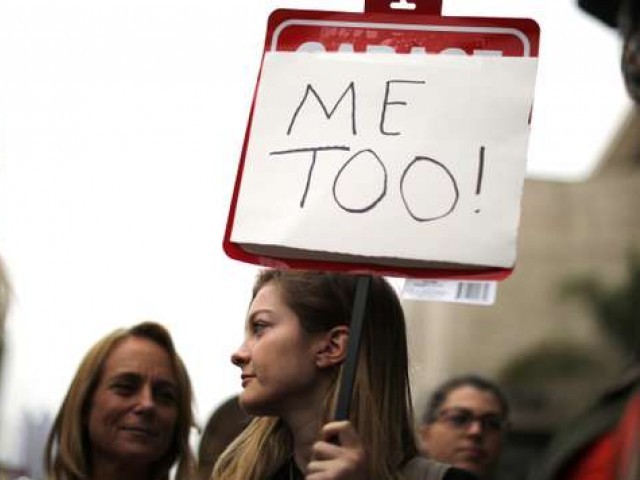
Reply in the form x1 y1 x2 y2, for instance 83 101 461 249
481 415 505 432
448 412 472 428
250 319 269 337
155 386 178 405
111 381 137 396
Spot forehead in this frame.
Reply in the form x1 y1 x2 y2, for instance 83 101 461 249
249 282 289 313
442 385 502 414
103 336 175 380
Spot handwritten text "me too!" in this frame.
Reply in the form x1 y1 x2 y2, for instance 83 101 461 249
243 52 535 223
247 53 535 224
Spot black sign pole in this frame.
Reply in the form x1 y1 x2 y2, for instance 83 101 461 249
334 274 371 421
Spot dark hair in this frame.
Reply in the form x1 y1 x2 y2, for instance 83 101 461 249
198 395 251 480
422 374 510 425
618 0 640 36
578 0 639 32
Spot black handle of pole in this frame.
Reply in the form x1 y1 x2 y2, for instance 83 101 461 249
334 274 371 421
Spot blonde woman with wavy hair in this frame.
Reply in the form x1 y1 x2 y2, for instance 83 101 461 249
213 269 474 480
45 321 196 480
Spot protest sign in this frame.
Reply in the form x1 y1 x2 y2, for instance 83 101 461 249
224 8 539 279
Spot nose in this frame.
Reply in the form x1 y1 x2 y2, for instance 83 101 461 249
231 341 250 367
133 385 156 414
466 419 484 436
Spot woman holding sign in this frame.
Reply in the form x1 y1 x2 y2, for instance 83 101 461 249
212 269 475 480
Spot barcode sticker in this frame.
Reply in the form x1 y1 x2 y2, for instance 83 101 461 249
402 279 497 305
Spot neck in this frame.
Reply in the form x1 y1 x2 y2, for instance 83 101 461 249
284 406 322 472
91 458 154 480
280 375 332 473
281 381 332 473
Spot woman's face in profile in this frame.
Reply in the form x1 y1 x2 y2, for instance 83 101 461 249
231 282 326 416
87 336 179 469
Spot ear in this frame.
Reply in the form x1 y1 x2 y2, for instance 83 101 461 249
314 326 349 369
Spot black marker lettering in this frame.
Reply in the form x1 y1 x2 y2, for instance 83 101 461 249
400 156 459 222
379 79 425 136
332 149 387 213
270 146 350 208
287 82 357 135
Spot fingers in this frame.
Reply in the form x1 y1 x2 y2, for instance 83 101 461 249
318 421 361 447
306 421 367 480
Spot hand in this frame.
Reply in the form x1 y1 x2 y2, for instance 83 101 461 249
305 421 368 480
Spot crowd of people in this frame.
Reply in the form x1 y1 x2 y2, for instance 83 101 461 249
42 265 639 480
0 0 637 478
41 270 485 480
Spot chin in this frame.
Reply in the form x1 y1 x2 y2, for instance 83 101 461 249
108 450 163 466
239 394 277 416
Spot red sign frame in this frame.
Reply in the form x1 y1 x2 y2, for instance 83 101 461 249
223 4 539 280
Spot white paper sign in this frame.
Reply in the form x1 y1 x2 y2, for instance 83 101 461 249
231 52 538 269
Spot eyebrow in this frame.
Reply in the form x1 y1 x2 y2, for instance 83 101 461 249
108 372 177 389
246 308 274 324
444 407 503 416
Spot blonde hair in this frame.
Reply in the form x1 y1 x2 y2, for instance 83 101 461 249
213 270 417 480
45 321 196 480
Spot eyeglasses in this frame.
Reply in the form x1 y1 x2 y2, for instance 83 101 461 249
435 408 508 433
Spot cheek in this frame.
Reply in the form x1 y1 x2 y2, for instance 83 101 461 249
158 411 179 451
485 434 503 453
87 395 128 432
162 408 179 434
258 338 310 370
87 405 110 445
424 427 455 454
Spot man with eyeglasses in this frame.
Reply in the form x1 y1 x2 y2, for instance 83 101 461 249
419 375 509 480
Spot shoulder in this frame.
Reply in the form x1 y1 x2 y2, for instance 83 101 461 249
443 467 479 480
402 456 476 480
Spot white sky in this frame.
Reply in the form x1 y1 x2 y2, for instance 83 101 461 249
0 0 631 462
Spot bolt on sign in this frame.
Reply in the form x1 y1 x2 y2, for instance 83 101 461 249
224 0 540 280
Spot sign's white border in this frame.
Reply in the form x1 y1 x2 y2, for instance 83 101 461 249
271 19 532 57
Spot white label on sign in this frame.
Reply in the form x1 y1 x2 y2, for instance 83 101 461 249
232 52 538 269
402 279 497 305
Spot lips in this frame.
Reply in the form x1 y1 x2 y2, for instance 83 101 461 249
241 374 256 387
457 446 486 461
121 426 158 438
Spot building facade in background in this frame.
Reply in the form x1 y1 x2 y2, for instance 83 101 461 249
407 108 640 430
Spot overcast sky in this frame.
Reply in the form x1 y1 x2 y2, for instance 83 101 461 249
0 0 631 462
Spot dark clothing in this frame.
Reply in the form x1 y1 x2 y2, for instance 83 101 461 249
268 459 303 480
445 467 480 480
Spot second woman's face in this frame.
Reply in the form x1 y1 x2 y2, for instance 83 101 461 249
231 282 326 416
87 337 179 471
